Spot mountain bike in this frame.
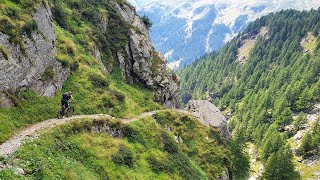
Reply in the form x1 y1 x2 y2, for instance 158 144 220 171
57 102 75 119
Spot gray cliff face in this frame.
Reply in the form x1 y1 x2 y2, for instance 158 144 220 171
0 1 180 108
187 100 230 137
112 3 180 108
0 2 69 107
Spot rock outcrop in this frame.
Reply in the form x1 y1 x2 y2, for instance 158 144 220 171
0 1 180 108
112 3 180 108
187 100 230 137
0 2 69 107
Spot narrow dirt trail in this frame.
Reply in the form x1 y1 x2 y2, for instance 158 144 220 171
0 109 191 157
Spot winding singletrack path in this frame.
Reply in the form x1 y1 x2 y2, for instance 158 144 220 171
0 110 190 157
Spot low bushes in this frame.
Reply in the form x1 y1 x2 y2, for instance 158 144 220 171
88 72 109 88
112 145 134 167
23 20 38 38
161 132 179 154
41 68 54 81
147 156 174 173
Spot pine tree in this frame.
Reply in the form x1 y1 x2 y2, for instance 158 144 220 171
311 120 320 155
261 131 284 161
298 132 312 157
275 107 293 128
295 87 312 111
294 112 307 131
263 144 300 180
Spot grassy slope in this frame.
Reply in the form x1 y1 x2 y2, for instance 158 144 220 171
0 63 162 143
0 111 236 179
0 0 162 143
0 1 242 178
301 32 317 54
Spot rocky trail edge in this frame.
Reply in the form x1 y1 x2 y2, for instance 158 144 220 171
0 110 191 157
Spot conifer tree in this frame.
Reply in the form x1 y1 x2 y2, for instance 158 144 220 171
294 112 307 131
263 144 300 180
295 87 312 111
275 107 293 128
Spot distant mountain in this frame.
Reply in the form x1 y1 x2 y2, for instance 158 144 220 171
129 0 320 68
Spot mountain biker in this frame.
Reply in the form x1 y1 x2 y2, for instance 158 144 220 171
61 91 74 116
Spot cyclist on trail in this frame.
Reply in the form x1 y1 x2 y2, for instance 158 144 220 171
61 91 74 116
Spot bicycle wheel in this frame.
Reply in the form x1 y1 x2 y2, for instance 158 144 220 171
57 109 63 119
67 107 74 117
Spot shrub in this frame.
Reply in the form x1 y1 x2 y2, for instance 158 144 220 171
56 54 72 68
123 125 140 143
147 156 174 173
10 0 21 3
112 145 134 167
161 132 179 154
23 20 38 38
153 111 174 125
112 90 125 102
41 68 54 81
55 54 78 71
141 15 152 30
102 97 115 109
0 169 21 179
52 4 68 29
0 16 16 37
0 16 22 47
170 153 206 179
151 53 163 75
88 73 109 88
70 61 79 71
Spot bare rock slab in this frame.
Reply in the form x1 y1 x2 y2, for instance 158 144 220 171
187 100 230 137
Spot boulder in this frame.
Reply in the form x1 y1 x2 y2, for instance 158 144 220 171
293 130 305 141
0 93 14 108
187 100 230 137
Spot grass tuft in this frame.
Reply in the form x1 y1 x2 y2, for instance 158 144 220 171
0 45 10 60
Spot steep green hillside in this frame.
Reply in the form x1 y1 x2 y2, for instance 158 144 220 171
0 111 249 179
0 1 245 179
0 0 164 143
180 9 320 178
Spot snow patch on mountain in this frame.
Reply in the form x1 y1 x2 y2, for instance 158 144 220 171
168 59 183 70
141 0 320 28
129 0 320 66
164 49 174 59
205 29 214 53
224 33 237 44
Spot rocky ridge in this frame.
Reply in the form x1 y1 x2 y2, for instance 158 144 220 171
112 2 180 108
0 1 180 108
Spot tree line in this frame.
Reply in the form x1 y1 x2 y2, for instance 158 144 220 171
179 9 320 179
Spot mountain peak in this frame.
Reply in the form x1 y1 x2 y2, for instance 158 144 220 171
128 0 320 67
